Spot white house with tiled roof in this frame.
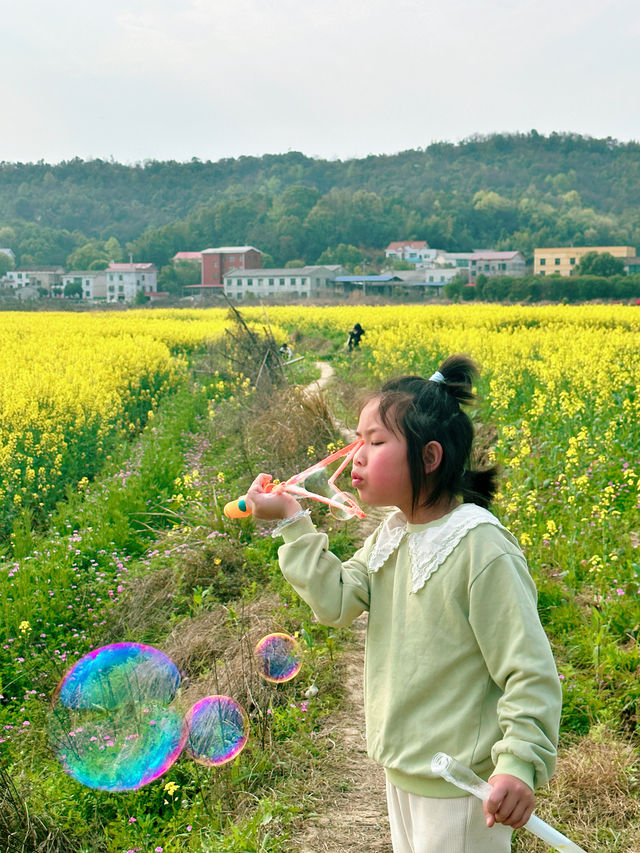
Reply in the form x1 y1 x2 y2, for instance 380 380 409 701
106 262 157 302
385 241 436 264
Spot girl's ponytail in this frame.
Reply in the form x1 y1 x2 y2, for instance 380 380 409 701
433 354 499 508
459 467 498 509
432 354 477 406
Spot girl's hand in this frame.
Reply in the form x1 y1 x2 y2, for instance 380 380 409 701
245 473 302 521
483 774 535 829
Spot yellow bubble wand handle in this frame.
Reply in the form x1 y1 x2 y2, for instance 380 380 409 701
431 753 586 852
223 483 280 519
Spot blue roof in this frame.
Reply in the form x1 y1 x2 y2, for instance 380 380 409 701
334 275 402 282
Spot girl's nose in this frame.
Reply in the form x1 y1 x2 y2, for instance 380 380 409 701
353 443 366 467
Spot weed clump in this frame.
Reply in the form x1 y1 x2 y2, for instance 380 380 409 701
106 566 177 643
249 386 340 478
180 533 251 603
0 765 80 853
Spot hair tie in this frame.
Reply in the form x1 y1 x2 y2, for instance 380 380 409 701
429 371 445 384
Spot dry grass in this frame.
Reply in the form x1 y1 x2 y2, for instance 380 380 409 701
162 595 302 722
106 566 177 641
514 732 640 852
179 534 252 602
218 303 289 395
248 386 340 478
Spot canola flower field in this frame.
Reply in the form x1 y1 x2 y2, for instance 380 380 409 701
0 303 639 852
0 308 293 541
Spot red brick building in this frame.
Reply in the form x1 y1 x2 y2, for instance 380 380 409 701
200 246 262 287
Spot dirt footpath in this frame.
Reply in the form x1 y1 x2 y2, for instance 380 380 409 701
293 614 392 853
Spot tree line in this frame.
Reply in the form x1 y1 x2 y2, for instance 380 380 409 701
2 132 640 293
446 273 640 304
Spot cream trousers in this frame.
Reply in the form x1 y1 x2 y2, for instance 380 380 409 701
386 780 513 853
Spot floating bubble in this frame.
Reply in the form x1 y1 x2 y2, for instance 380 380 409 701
254 633 301 683
184 696 249 766
50 643 187 791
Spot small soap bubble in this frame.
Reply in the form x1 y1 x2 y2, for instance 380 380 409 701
303 471 357 520
328 491 357 521
184 696 249 766
254 633 301 683
50 643 186 791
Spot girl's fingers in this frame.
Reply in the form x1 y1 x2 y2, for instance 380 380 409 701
246 474 273 506
245 475 301 520
249 473 273 494
485 775 535 829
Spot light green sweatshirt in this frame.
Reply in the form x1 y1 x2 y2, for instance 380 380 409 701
279 504 561 798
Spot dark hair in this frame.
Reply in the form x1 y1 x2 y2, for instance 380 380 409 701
373 354 498 510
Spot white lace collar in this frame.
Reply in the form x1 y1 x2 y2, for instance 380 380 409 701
368 503 508 593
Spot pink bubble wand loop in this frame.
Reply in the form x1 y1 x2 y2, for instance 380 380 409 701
224 439 366 520
431 753 586 852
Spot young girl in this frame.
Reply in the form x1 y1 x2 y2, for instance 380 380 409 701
245 354 562 853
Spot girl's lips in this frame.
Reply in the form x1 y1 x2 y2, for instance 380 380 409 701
351 475 363 488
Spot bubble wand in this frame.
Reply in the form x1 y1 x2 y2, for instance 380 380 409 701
431 753 586 852
224 439 366 520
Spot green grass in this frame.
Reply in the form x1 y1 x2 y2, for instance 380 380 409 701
0 343 357 853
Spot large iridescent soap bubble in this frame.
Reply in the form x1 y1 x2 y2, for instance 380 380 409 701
254 633 301 683
184 695 249 766
50 642 187 791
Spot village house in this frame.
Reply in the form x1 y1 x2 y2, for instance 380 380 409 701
385 241 436 264
223 265 346 300
335 269 453 298
4 265 65 294
61 270 108 300
200 246 263 288
106 262 158 302
172 251 203 265
434 250 527 281
394 267 460 290
533 245 636 276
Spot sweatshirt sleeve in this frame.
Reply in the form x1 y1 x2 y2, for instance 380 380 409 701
469 550 562 790
277 514 371 628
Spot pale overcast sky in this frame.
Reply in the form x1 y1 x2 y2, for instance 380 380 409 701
1 0 638 165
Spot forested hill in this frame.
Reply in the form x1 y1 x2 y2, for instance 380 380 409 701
2 132 640 271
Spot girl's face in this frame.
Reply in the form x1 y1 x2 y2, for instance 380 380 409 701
352 398 413 513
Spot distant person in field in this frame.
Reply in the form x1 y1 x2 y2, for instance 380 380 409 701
347 322 365 350
246 354 561 853
279 343 293 360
